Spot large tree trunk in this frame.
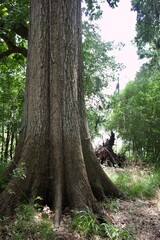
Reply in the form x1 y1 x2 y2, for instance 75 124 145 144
0 0 122 224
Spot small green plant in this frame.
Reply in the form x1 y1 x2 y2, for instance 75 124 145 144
99 222 133 240
7 204 56 240
72 207 99 237
71 207 133 239
38 220 55 239
107 199 120 212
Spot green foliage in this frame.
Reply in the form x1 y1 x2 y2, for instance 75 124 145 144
0 56 25 161
106 167 160 199
107 64 160 162
107 198 120 212
83 21 123 138
83 0 103 20
0 0 28 58
106 0 160 162
0 0 29 26
106 0 120 8
72 208 99 237
72 207 132 239
83 0 120 20
131 0 160 64
99 222 133 240
2 204 56 240
0 1 26 161
83 22 122 98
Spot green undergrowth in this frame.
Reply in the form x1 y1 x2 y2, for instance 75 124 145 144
71 207 133 239
0 204 56 240
105 166 160 199
0 165 159 239
0 204 133 240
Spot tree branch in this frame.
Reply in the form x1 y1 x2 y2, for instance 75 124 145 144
0 33 16 47
0 33 27 58
0 47 27 59
0 20 28 59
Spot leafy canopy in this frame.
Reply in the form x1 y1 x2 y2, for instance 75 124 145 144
107 64 160 162
131 0 160 64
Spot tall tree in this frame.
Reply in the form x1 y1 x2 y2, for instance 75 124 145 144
107 64 160 161
0 0 122 224
131 0 160 64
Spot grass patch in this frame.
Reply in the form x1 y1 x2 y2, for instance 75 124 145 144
105 166 160 199
71 207 99 237
71 207 133 239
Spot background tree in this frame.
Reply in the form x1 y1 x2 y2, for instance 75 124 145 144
83 21 123 137
104 0 160 163
111 0 160 161
0 0 122 225
131 0 160 65
0 56 25 162
107 63 160 162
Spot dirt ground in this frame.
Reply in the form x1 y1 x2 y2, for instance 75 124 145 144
108 196 160 240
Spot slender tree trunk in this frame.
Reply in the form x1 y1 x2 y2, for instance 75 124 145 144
1 121 5 161
4 124 10 160
0 0 122 224
9 126 15 160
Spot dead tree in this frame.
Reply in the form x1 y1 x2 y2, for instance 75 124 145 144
96 131 125 167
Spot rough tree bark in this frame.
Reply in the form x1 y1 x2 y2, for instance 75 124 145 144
0 0 122 224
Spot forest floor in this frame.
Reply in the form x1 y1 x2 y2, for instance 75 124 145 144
0 197 160 240
53 195 160 240
0 166 160 240
54 166 160 240
107 195 160 240
103 166 160 240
